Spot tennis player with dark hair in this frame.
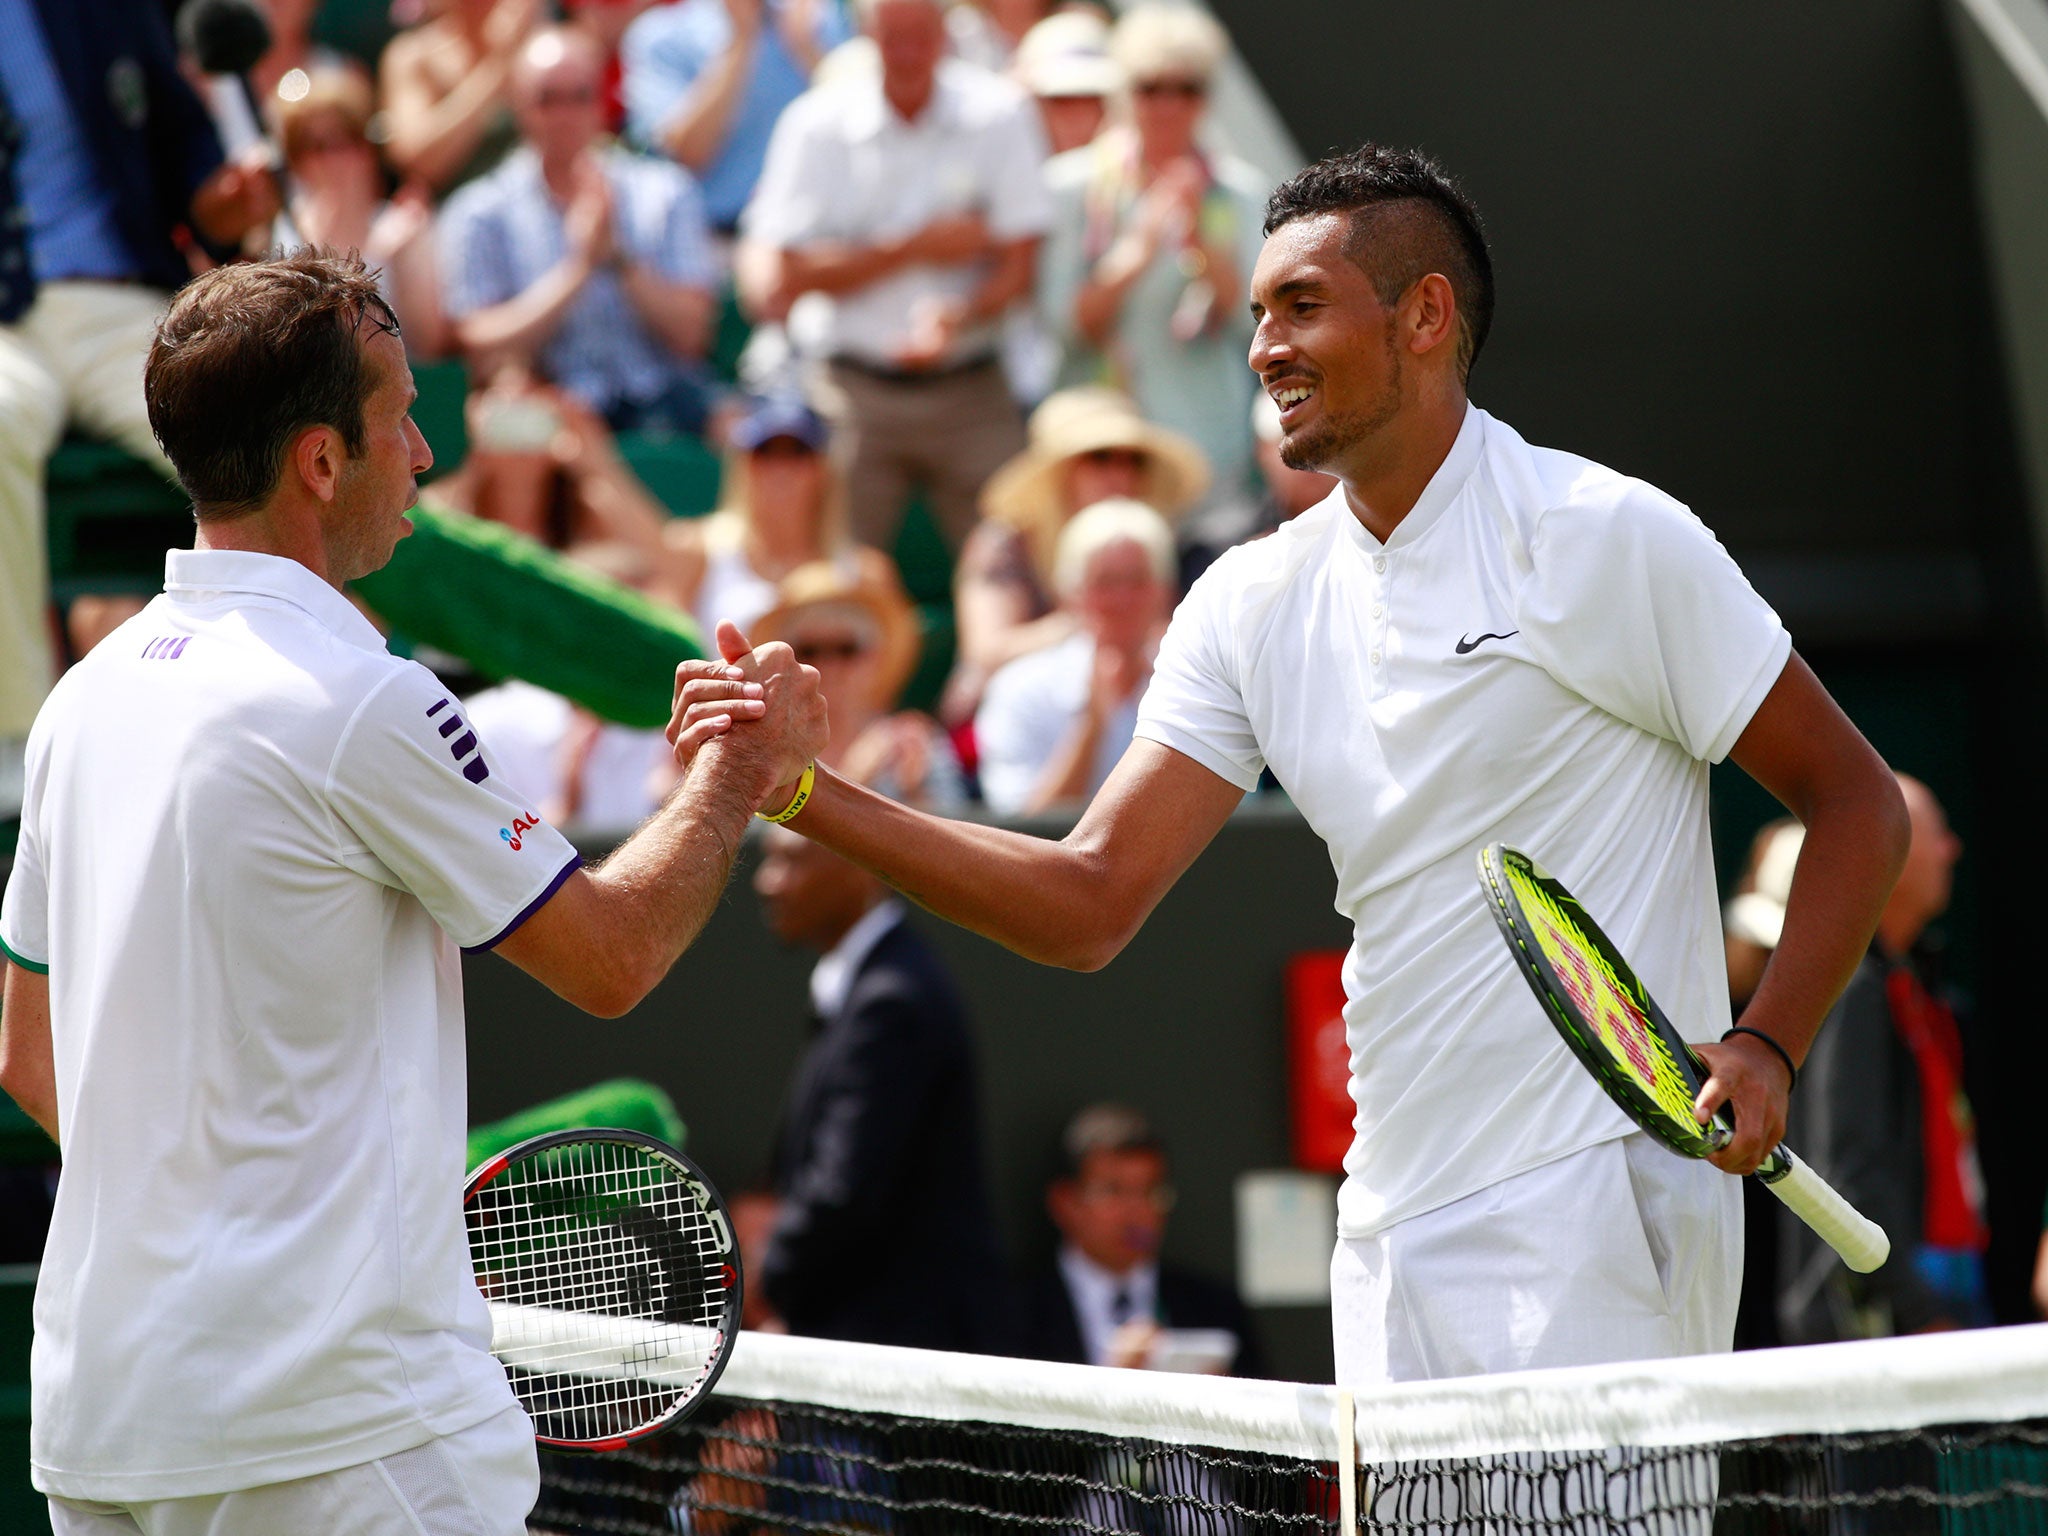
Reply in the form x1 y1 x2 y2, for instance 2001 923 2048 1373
0 250 823 1533
681 143 1909 1387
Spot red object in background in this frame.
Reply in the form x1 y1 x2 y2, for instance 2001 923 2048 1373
1286 951 1353 1173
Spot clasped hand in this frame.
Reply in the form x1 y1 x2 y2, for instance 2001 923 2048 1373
667 621 830 810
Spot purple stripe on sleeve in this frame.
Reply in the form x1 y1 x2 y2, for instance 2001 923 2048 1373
427 698 450 717
451 731 478 758
438 714 464 738
462 757 491 784
462 851 582 953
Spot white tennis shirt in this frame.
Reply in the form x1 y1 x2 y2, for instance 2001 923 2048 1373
1136 405 1791 1239
0 550 581 1502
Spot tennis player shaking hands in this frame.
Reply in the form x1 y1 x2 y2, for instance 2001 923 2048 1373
675 144 1907 1389
0 252 823 1533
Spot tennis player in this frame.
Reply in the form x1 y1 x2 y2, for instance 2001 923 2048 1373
682 145 1910 1387
0 252 822 1533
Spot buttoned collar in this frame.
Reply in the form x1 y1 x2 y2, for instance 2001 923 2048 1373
163 548 389 655
1341 400 1486 554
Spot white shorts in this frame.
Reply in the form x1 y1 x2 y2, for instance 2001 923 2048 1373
47 1406 539 1536
1331 1132 1742 1388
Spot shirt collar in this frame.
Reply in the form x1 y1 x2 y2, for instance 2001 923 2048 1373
1341 400 1486 553
809 898 906 1018
842 63 959 141
163 549 389 655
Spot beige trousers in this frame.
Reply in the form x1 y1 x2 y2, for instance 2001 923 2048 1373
0 281 176 739
818 358 1026 554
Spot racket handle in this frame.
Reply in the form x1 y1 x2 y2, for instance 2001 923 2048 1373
1757 1144 1890 1273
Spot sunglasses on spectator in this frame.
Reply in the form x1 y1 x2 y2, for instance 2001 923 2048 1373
1134 77 1207 99
748 436 821 460
534 85 599 108
791 635 871 664
1079 447 1149 468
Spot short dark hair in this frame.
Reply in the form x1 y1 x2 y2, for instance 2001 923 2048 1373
1055 1103 1165 1183
145 250 399 519
1264 144 1494 381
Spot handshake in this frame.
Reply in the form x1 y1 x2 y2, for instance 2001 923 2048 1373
666 620 833 819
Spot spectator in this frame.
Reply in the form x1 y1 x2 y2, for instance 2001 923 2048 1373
0 0 276 816
622 0 851 237
950 385 1204 719
275 65 447 357
749 824 1011 1349
975 496 1173 815
1020 1103 1260 1374
379 0 537 194
560 0 659 136
737 0 1052 552
663 394 900 636
441 25 721 434
252 0 352 103
1778 774 1988 1342
751 560 966 808
1037 4 1268 499
462 541 679 829
1013 10 1122 156
1177 390 1336 585
1723 818 1804 1012
431 367 677 558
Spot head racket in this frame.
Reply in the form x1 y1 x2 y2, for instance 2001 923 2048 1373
1478 844 1888 1274
464 1129 742 1451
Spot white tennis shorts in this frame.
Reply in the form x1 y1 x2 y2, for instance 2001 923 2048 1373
46 1406 539 1536
1331 1131 1742 1388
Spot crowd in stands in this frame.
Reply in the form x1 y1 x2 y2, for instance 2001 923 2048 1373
3 0 1325 828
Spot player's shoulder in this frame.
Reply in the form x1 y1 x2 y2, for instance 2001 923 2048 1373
1193 488 1349 601
1474 410 1699 554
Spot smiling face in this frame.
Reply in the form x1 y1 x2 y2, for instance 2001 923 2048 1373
1249 212 1411 478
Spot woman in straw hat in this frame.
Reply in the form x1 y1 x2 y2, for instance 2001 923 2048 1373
948 385 1206 720
1036 4 1269 497
752 561 967 809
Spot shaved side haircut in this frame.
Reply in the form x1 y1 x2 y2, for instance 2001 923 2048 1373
1264 144 1494 382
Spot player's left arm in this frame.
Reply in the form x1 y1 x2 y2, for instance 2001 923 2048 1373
1695 652 1908 1173
0 964 56 1144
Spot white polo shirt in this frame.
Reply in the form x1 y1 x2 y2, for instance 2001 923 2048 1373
1136 406 1790 1240
0 550 581 1502
742 59 1052 368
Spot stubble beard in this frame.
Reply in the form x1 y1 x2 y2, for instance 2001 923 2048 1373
1278 320 1405 474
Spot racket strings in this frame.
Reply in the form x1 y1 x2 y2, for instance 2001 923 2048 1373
468 1139 731 1442
1507 870 1701 1132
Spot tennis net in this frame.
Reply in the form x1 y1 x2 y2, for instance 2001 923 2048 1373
522 1315 2048 1534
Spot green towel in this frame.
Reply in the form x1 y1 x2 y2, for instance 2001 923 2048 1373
352 503 704 730
465 1078 687 1174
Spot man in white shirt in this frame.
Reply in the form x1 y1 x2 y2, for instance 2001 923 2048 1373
0 251 823 1533
676 144 1910 1387
736 0 1052 552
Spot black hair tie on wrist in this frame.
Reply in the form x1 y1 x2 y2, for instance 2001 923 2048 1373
1722 1025 1798 1093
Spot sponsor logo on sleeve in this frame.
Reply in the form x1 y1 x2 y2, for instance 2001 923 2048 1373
500 814 541 851
141 636 191 660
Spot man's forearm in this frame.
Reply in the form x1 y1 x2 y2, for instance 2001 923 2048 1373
780 238 911 298
796 764 1136 970
660 37 756 173
621 267 714 358
966 239 1038 324
455 254 594 364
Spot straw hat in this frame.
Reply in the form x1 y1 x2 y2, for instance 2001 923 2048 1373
979 388 1210 578
750 560 922 713
1725 822 1805 949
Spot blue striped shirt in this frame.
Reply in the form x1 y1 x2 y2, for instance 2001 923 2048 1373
439 146 716 413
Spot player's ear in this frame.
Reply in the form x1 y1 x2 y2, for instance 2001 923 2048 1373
291 423 346 505
1403 273 1460 363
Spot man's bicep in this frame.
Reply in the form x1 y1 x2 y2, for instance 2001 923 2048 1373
1073 740 1245 930
1728 652 1887 821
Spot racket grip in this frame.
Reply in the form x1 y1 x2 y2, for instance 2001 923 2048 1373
1758 1144 1889 1273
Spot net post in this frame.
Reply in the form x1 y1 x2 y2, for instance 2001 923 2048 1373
1333 1387 1357 1534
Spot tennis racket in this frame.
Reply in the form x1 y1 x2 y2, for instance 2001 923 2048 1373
463 1128 742 1451
1477 844 1889 1274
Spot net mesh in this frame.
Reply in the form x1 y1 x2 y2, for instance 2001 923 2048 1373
467 1137 733 1444
520 1323 2048 1535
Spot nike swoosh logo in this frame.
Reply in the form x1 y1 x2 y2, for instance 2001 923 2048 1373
1454 630 1519 655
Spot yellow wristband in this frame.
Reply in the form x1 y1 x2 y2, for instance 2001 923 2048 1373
755 760 817 824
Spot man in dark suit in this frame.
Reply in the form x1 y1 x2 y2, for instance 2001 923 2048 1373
749 825 1010 1350
1020 1102 1262 1375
